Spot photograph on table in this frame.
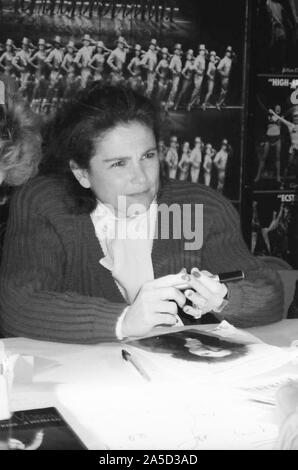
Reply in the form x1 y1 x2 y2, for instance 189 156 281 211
128 329 249 364
255 0 298 74
253 75 298 190
159 108 242 201
251 190 298 268
0 0 246 117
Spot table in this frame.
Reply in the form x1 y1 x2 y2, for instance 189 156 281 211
2 319 298 450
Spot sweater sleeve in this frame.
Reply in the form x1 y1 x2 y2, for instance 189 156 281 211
0 187 127 344
201 196 283 327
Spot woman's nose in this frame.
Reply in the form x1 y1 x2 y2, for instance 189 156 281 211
130 164 146 184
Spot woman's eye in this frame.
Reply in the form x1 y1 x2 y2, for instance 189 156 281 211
143 152 156 160
111 160 125 168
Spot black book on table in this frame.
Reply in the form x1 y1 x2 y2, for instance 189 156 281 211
0 407 87 450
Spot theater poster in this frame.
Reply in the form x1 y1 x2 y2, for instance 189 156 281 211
253 75 298 191
251 75 298 262
251 190 298 267
255 0 298 75
0 0 248 203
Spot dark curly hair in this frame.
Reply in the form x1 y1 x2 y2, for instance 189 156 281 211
40 84 163 213
0 96 41 186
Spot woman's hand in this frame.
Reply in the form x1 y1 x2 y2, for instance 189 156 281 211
121 273 188 338
182 268 228 319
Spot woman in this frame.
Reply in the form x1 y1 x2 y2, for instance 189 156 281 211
178 141 191 181
165 135 179 179
127 44 144 94
254 105 282 183
0 94 41 186
88 41 110 83
203 143 214 187
190 136 202 183
0 93 42 266
0 39 15 79
155 47 170 106
0 85 283 344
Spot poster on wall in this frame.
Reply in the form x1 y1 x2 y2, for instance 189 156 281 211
255 0 298 74
160 108 242 201
251 190 298 267
253 75 298 191
0 0 247 201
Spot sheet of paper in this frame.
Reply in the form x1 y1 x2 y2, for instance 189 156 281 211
55 382 279 450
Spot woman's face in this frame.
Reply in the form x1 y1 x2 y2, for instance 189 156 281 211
184 338 232 358
74 121 160 217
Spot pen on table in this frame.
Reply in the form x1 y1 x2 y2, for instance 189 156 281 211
121 349 151 382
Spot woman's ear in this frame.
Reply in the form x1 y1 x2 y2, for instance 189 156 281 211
69 160 91 189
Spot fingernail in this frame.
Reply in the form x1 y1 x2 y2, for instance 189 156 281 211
183 306 190 314
192 270 201 279
182 274 190 281
185 290 192 298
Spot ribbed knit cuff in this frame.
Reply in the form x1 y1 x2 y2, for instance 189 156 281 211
214 283 243 321
116 306 130 340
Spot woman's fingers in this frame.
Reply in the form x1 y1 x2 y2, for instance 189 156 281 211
186 276 211 299
190 268 227 298
147 272 191 290
154 311 179 326
182 304 203 319
158 286 186 308
184 289 207 309
156 300 178 316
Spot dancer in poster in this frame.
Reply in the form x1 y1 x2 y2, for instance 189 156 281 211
201 50 220 110
89 41 110 83
166 43 182 111
141 38 158 99
203 143 215 186
44 36 64 113
74 34 95 89
157 139 168 179
166 135 179 179
61 40 76 74
190 136 203 182
155 47 170 105
265 0 296 71
107 36 129 87
173 48 194 111
216 46 234 110
213 139 231 192
127 44 144 93
269 106 298 180
13 37 32 100
254 104 282 183
178 141 191 181
187 44 207 112
271 203 291 261
30 39 49 113
0 39 16 79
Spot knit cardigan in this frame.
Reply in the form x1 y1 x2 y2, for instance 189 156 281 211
0 176 283 343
